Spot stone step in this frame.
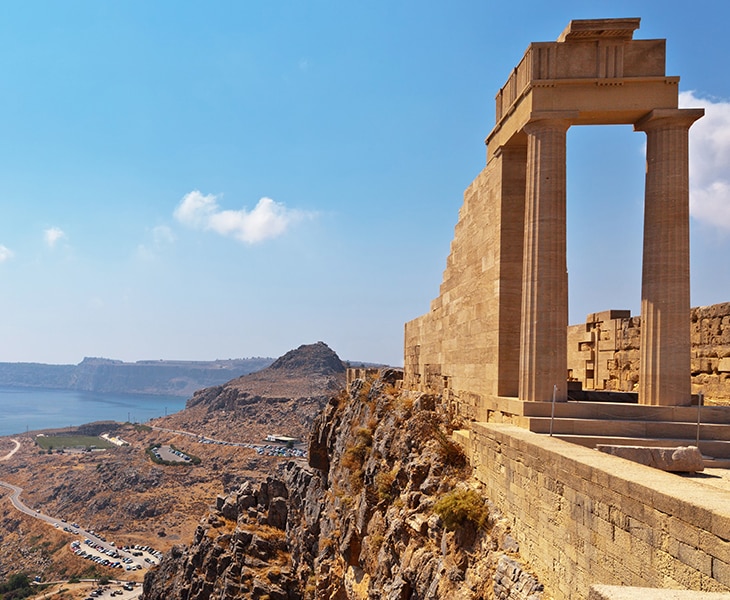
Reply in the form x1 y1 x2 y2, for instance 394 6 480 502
525 416 730 441
519 400 730 424
550 434 730 459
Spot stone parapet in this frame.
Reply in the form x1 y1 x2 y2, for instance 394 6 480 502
468 423 730 599
589 584 730 600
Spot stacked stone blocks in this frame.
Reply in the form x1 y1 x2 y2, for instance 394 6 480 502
468 424 730 599
567 303 730 403
404 18 704 408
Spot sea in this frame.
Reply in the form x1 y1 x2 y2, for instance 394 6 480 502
0 387 187 437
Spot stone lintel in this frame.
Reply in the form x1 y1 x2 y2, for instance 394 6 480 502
586 309 632 323
557 18 641 43
634 107 705 131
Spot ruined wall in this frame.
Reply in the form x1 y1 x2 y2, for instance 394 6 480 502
463 423 730 600
567 303 730 403
404 143 527 420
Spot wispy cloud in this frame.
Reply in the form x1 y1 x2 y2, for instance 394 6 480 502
44 226 66 248
173 190 308 244
680 91 730 232
152 225 175 245
0 245 13 262
136 225 176 260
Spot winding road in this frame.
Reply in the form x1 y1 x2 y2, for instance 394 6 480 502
0 438 153 572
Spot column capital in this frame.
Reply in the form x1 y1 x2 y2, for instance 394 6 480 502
524 110 579 134
494 142 527 159
634 108 704 132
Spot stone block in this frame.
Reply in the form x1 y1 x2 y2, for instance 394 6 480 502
589 585 730 599
699 530 730 565
596 445 704 473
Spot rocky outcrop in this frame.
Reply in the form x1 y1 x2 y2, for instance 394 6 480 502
143 370 544 599
143 478 298 600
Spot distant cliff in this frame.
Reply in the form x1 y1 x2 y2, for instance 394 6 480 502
0 356 274 397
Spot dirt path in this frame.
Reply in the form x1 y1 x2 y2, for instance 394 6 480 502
0 439 20 461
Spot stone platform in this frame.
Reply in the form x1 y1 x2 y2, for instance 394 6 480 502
479 396 730 465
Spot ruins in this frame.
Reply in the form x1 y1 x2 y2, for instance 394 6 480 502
405 17 704 411
403 19 730 598
568 304 730 403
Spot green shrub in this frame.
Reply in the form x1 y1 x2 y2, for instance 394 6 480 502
0 573 33 599
433 489 489 531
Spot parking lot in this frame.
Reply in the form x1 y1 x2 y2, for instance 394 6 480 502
69 539 161 573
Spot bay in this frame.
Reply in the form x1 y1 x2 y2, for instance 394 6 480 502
0 387 187 437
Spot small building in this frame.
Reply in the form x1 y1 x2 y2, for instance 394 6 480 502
265 434 300 445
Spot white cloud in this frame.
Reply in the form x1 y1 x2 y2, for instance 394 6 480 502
44 226 66 248
0 245 13 262
173 190 307 244
680 91 730 232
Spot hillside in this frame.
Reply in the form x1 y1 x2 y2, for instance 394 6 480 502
158 341 346 442
142 369 545 599
0 342 347 590
0 356 274 397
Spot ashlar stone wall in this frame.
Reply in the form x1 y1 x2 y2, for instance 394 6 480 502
461 423 730 600
567 303 730 404
404 146 526 421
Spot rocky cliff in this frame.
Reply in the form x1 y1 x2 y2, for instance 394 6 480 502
142 369 544 599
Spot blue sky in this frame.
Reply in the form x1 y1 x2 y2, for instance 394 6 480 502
1 1 729 367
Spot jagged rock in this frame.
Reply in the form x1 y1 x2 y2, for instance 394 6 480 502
267 497 288 530
142 370 544 600
220 497 238 521
252 579 288 600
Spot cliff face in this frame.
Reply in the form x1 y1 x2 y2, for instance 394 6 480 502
142 370 544 600
0 357 273 397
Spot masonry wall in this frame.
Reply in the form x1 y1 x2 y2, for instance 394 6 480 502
404 144 527 419
463 423 730 600
566 303 730 403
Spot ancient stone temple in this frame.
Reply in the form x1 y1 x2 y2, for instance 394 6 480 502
402 20 730 598
404 18 704 414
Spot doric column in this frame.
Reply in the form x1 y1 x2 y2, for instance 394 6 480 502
635 108 704 406
519 114 572 402
495 142 527 398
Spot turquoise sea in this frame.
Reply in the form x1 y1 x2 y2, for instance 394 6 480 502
0 387 187 437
